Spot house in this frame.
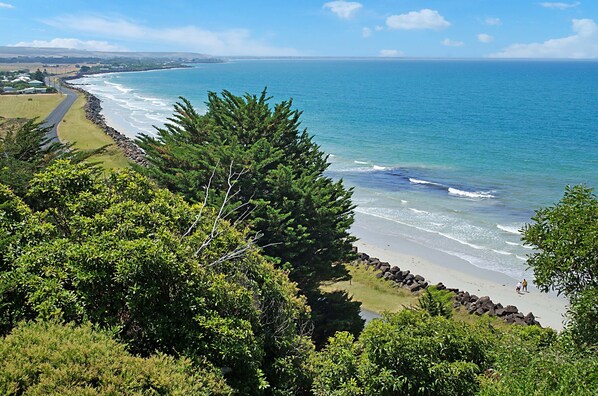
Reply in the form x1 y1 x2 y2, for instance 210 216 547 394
28 80 44 86
2 87 16 93
19 87 36 94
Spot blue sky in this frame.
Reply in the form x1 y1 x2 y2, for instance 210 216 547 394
1 1 597 58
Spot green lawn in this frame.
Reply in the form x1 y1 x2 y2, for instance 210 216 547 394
57 94 130 170
323 263 513 330
321 264 419 314
0 94 64 119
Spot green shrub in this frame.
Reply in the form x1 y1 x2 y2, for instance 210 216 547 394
418 285 453 318
313 310 491 395
0 321 231 395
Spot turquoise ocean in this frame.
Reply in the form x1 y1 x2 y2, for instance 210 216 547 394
72 60 598 280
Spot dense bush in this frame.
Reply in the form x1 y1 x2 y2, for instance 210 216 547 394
479 327 597 395
0 160 314 394
0 321 231 395
313 310 491 395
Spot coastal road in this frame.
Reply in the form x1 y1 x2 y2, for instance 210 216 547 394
42 78 78 142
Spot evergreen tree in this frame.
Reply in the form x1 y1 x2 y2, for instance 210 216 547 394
137 90 363 345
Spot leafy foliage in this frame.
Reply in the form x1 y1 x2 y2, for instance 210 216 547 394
479 326 597 395
136 90 363 346
418 285 453 318
522 185 598 345
0 321 232 395
313 310 490 395
0 160 314 394
0 118 99 197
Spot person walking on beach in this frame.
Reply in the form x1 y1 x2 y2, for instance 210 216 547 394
516 281 521 294
522 279 528 292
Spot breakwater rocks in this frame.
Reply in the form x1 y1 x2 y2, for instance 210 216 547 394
353 248 541 327
62 78 148 166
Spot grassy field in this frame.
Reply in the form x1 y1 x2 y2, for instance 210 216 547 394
0 94 64 119
0 63 87 73
324 263 513 330
58 94 130 170
321 264 419 314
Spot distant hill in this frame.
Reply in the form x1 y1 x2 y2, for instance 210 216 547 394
0 46 219 63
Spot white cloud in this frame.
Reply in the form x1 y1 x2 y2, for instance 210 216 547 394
375 25 384 31
485 17 502 26
492 19 598 58
323 1 362 19
478 33 493 43
11 38 126 51
442 38 464 47
43 15 299 56
362 27 372 38
540 2 580 9
379 49 403 57
0 2 14 8
386 9 450 30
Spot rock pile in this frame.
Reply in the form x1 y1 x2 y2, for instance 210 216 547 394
352 247 540 327
61 78 148 166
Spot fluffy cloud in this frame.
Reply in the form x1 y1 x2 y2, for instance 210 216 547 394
42 15 299 56
492 19 598 58
323 1 362 19
375 25 384 31
540 2 580 9
0 2 14 8
485 17 501 26
386 9 450 30
379 49 403 57
478 33 493 43
11 38 126 51
362 27 372 38
441 38 464 47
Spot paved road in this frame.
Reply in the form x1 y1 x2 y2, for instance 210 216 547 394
42 79 78 143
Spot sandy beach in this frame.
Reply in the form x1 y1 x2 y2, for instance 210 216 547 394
352 212 568 331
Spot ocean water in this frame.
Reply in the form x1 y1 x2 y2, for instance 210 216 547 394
71 60 598 280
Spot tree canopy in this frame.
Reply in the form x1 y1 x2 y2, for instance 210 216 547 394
136 90 363 346
522 185 598 345
0 160 314 394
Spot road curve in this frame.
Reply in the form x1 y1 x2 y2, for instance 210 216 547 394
42 79 78 143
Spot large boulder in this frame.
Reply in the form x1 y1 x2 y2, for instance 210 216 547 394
504 305 518 314
375 271 384 279
390 266 400 274
409 282 427 293
414 274 425 283
379 263 391 273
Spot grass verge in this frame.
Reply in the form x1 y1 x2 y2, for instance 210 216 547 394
324 263 514 330
321 264 419 314
0 94 64 119
57 94 130 170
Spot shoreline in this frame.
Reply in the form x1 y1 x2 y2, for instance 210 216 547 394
61 65 569 330
351 212 568 330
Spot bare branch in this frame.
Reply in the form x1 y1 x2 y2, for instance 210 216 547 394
183 160 219 237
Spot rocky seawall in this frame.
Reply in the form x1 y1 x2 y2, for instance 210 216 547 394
61 77 147 166
353 247 541 327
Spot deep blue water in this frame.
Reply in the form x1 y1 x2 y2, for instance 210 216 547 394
73 60 598 279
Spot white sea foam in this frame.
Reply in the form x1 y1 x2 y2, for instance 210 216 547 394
516 255 527 261
448 187 495 199
409 178 442 186
492 249 512 256
400 200 408 204
372 165 389 171
496 224 521 235
104 81 133 93
438 232 484 250
409 208 429 215
354 160 369 165
505 241 520 246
